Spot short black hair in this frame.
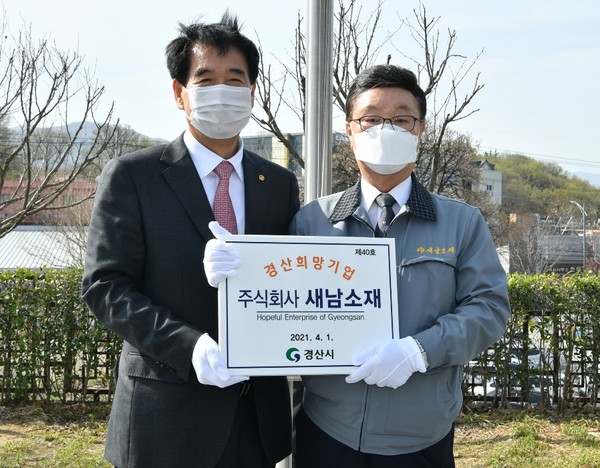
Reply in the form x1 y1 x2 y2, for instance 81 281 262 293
345 64 427 120
165 11 260 86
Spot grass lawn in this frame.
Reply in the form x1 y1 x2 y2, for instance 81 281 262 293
0 403 599 467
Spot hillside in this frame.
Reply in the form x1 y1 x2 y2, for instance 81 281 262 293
485 153 600 220
574 171 600 188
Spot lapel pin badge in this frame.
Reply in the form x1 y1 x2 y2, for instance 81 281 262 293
259 174 265 181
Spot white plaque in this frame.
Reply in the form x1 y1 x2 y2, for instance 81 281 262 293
218 235 398 375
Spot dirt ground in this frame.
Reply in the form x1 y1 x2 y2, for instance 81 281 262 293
0 403 109 464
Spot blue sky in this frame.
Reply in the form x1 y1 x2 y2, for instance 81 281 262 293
2 0 599 183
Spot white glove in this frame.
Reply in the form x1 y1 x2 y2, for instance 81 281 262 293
345 336 426 389
203 221 241 288
192 334 249 388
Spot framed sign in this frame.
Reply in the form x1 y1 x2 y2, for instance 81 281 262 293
218 235 399 375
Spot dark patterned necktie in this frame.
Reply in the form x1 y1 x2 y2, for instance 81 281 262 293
375 193 396 237
213 161 238 234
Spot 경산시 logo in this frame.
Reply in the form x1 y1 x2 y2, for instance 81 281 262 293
286 347 301 362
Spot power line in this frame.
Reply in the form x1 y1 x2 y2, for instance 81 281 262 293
479 145 600 170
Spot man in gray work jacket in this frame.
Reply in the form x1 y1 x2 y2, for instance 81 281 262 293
204 64 510 467
290 64 509 467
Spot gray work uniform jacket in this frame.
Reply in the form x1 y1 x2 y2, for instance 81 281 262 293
289 176 510 455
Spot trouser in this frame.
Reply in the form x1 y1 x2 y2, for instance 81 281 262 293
295 407 455 468
216 383 272 468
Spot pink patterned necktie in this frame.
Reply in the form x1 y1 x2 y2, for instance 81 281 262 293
213 160 238 234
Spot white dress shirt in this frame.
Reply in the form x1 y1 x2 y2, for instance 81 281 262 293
361 176 412 231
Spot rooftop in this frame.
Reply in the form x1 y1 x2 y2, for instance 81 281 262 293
0 226 85 270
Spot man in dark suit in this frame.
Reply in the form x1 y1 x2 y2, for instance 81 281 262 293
82 12 299 468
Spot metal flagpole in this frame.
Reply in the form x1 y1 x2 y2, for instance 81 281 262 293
276 3 333 467
304 0 333 203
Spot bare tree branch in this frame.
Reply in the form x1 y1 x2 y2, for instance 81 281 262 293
395 2 484 192
0 18 125 237
253 0 402 174
253 0 483 195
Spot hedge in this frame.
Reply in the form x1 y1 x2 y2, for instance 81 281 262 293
1 268 599 409
0 268 120 402
465 272 600 410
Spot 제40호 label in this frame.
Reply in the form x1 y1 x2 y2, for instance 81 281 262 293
218 235 399 376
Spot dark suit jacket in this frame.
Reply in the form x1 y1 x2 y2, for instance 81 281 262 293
82 135 300 467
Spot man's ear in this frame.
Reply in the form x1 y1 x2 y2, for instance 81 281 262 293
416 120 426 150
345 120 352 137
173 79 185 109
250 82 256 108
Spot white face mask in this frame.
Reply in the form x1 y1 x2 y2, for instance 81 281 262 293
353 126 419 175
186 84 252 139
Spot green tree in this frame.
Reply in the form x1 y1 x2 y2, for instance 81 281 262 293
486 153 600 219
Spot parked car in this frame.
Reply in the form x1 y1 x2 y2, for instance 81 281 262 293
482 375 555 407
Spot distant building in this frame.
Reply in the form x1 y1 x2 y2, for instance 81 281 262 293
0 179 95 225
469 160 503 204
243 132 304 177
2 134 303 228
509 213 599 274
541 234 594 274
243 131 351 174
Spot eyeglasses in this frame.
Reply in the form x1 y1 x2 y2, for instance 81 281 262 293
349 115 422 132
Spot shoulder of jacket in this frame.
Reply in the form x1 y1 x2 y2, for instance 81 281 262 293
430 192 478 212
118 144 167 163
296 192 345 217
243 149 294 174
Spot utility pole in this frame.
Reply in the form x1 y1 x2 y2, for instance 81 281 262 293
570 201 587 271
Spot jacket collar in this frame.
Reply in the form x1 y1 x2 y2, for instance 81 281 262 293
160 134 214 241
329 174 437 224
